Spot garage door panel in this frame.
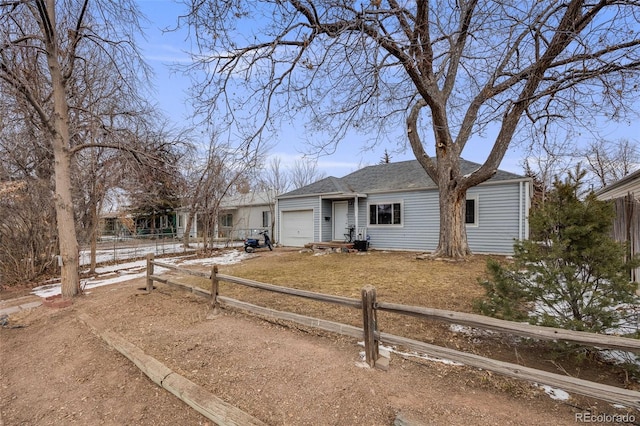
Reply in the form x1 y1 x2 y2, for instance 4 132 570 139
281 210 313 247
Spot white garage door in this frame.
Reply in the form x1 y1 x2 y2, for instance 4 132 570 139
281 210 314 247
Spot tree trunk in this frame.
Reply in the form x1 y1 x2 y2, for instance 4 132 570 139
183 209 196 248
433 186 471 258
430 154 473 258
45 1 80 297
89 201 98 274
407 108 472 259
52 134 80 298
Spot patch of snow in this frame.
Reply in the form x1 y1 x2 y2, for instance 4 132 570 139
598 349 639 367
449 324 496 337
356 341 464 366
32 249 249 299
90 260 147 274
179 249 251 266
78 241 242 266
535 384 570 401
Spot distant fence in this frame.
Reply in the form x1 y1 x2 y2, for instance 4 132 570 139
81 234 188 265
145 254 640 409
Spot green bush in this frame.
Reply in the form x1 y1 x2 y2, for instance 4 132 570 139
476 167 639 333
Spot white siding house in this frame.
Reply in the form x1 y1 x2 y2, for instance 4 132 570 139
175 190 276 241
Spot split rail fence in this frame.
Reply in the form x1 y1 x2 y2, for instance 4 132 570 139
145 253 640 409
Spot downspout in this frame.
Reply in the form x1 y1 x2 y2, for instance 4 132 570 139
274 197 278 244
524 181 531 239
318 196 323 243
518 182 523 241
354 195 359 231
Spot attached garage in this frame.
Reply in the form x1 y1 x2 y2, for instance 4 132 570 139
280 209 313 247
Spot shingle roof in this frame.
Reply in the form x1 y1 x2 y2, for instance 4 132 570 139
220 190 276 208
280 159 525 197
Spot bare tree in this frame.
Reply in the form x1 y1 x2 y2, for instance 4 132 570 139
179 135 257 251
583 138 639 189
0 179 57 285
256 157 292 239
1 0 151 296
73 146 116 274
290 159 327 190
520 131 577 206
0 94 59 282
259 157 291 195
183 0 640 258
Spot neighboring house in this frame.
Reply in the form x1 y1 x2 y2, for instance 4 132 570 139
99 212 134 238
276 159 532 254
99 188 178 239
595 168 640 283
218 190 276 240
175 190 276 241
100 210 176 239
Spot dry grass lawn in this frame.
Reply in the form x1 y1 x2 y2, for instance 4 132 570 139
220 249 492 309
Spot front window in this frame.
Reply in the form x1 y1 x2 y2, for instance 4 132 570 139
220 213 233 227
369 202 402 225
262 211 270 228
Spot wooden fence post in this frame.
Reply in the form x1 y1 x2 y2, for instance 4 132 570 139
361 285 379 368
209 265 220 317
146 253 154 293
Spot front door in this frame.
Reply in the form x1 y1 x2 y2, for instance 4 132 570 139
333 201 349 241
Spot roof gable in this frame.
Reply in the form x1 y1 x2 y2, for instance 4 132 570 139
279 159 525 198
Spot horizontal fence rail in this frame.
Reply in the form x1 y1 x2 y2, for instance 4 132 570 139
152 260 211 278
145 255 640 409
375 301 640 353
377 331 640 409
215 273 362 309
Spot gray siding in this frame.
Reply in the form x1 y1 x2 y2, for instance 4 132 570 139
466 183 523 254
361 182 525 254
361 191 439 252
278 181 528 254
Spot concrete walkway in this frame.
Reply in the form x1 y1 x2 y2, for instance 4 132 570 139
0 296 42 317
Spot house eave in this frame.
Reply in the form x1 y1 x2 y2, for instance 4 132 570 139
595 168 640 201
320 193 368 200
277 191 341 200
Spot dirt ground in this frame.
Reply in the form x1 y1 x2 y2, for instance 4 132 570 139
0 251 636 425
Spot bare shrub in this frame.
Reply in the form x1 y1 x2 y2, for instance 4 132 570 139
0 180 57 286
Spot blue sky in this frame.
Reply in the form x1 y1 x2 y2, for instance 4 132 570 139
136 1 639 178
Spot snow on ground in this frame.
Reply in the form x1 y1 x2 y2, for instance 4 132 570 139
32 249 251 299
79 241 243 265
357 342 464 367
535 384 570 401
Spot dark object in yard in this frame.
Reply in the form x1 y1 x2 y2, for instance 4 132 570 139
353 240 368 251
